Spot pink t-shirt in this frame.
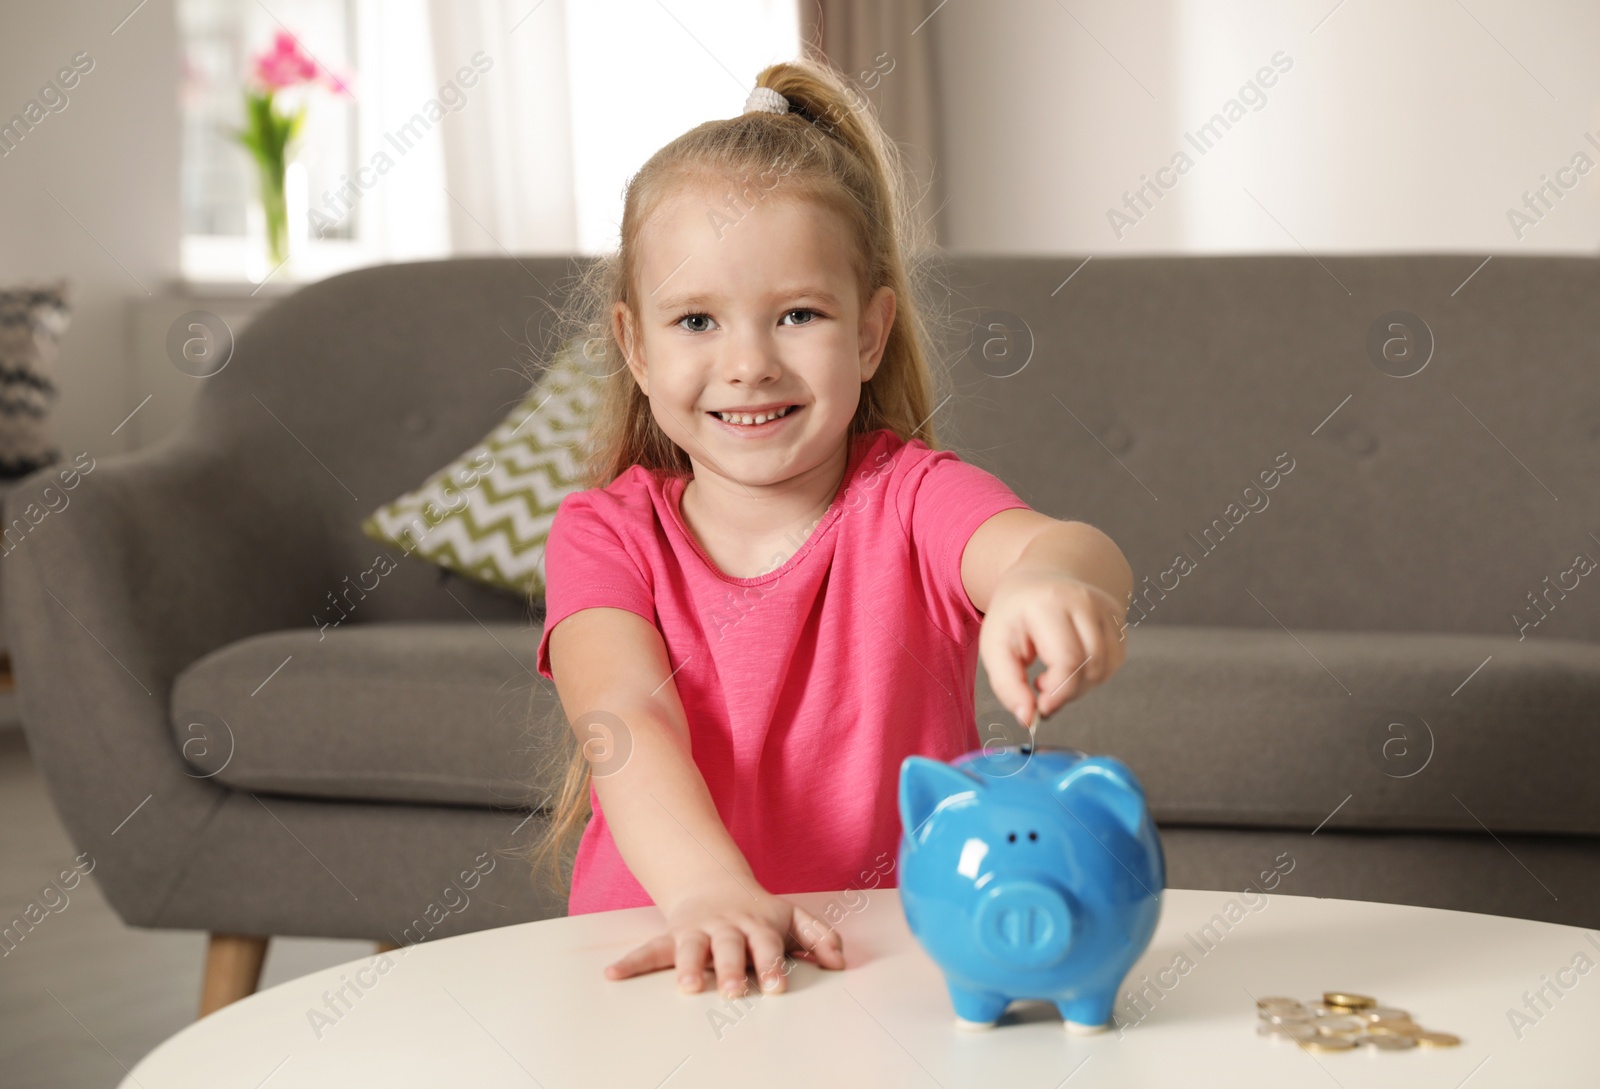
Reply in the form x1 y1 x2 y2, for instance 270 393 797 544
535 427 1032 915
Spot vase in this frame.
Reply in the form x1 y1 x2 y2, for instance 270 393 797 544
255 157 289 269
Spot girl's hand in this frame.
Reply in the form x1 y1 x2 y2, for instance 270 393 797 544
602 877 847 995
979 567 1128 725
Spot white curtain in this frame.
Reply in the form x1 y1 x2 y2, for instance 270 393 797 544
426 0 798 256
346 2 912 261
425 0 581 254
351 0 452 262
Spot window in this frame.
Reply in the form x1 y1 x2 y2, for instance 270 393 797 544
178 0 360 281
177 0 801 280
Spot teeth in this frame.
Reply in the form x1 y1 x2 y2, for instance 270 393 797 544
715 405 794 426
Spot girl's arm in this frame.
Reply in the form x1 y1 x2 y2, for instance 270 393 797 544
549 605 751 906
547 605 845 994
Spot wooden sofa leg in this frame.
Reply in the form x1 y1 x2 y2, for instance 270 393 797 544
200 933 270 1018
375 941 401 953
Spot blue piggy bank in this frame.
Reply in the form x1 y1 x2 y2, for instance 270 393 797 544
897 744 1164 1034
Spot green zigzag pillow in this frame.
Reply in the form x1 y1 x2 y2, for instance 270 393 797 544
362 338 603 598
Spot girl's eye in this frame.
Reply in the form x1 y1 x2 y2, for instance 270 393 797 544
678 310 825 331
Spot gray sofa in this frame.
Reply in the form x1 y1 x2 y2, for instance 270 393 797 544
7 255 1597 987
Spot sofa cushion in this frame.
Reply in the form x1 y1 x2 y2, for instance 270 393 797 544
175 618 1597 838
1009 624 1600 837
171 622 565 807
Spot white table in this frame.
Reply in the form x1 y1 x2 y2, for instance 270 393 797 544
122 888 1597 1087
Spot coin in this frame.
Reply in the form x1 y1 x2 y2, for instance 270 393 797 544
1263 1008 1313 1025
1315 1016 1366 1037
1303 1035 1358 1052
1259 1021 1319 1041
1360 1034 1418 1051
1256 996 1303 1009
1251 990 1457 1053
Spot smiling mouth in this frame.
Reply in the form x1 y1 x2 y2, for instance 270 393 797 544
707 404 801 426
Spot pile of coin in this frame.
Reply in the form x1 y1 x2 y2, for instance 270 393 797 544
1255 991 1462 1052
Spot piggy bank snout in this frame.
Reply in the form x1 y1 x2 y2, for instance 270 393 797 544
972 880 1073 969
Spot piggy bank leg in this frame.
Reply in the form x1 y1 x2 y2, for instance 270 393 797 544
1056 992 1116 1035
948 983 1011 1030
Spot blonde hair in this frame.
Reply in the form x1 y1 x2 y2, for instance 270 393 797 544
523 46 959 901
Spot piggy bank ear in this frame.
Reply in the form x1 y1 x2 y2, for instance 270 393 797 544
899 756 984 846
1053 756 1148 837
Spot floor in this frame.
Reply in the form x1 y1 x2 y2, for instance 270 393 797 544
0 726 377 1089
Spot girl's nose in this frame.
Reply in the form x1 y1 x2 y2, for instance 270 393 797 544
722 325 784 383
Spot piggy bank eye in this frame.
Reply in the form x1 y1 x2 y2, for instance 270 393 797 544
1006 832 1016 843
1028 830 1038 841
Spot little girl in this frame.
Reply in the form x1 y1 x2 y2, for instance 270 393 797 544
530 54 1133 1001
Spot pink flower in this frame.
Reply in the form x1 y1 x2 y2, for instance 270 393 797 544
253 30 320 90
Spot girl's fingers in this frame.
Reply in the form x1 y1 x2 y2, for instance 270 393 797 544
1031 609 1087 716
982 621 1037 726
710 926 751 996
673 930 712 992
747 925 789 993
604 934 674 980
607 910 850 994
1066 603 1106 687
1101 607 1128 675
789 905 846 969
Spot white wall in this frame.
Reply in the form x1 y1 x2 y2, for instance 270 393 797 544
935 0 1600 254
0 0 181 464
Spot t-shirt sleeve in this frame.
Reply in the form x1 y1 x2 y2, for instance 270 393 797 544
894 445 1033 640
535 489 657 680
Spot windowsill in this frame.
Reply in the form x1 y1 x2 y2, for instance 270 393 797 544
180 234 378 295
162 279 305 299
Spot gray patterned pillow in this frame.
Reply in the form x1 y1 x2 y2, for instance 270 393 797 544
362 337 603 597
0 280 70 480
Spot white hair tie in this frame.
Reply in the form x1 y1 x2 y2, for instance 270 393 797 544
744 86 789 116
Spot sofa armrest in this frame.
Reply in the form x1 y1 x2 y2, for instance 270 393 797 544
2 433 334 925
